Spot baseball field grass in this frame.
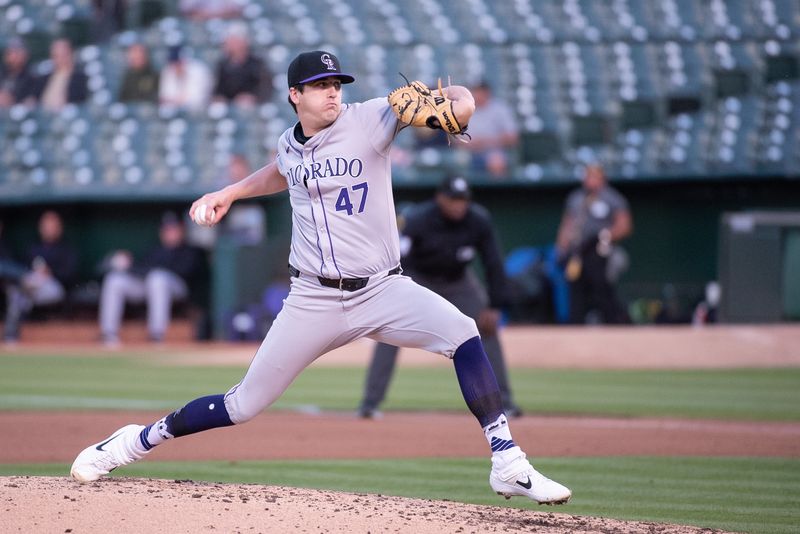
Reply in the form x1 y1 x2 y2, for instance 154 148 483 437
2 351 800 533
1 354 800 420
3 457 799 534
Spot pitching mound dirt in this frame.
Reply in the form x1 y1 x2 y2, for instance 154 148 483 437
3 476 727 534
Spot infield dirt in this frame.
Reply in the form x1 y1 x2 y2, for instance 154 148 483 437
3 324 798 532
2 476 731 533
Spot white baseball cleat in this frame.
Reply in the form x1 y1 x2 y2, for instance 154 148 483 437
489 446 571 505
70 424 148 483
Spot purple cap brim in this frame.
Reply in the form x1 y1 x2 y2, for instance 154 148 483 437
299 72 355 84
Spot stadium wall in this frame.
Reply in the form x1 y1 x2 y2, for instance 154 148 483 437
2 176 797 325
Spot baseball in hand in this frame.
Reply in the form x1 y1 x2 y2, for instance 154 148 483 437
194 203 216 226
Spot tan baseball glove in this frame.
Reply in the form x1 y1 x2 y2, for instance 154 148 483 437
388 77 466 135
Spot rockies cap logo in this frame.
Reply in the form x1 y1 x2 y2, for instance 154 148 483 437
321 53 337 71
287 50 355 87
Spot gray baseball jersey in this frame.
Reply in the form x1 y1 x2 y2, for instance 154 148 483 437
277 98 403 279
223 98 478 424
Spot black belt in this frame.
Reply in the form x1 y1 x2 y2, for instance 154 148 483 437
289 264 401 291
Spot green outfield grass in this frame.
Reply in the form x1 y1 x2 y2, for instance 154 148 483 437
1 354 799 420
3 457 798 534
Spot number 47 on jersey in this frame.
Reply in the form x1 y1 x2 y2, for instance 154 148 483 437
335 181 369 216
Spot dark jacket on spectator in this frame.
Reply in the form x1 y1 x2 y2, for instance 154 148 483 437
134 244 204 282
0 62 39 103
213 54 272 102
118 65 159 103
27 240 79 287
37 67 89 104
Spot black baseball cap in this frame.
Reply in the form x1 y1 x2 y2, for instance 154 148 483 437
287 50 355 87
438 176 472 199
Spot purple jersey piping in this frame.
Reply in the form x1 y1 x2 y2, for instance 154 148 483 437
285 129 303 157
284 130 325 276
312 145 343 280
306 175 326 277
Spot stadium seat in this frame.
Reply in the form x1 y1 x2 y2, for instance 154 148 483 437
2 0 800 195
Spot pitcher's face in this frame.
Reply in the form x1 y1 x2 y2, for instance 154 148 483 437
293 78 343 131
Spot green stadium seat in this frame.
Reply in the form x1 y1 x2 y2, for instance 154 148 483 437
621 100 658 130
765 54 800 83
520 131 561 163
130 0 167 28
60 17 93 48
571 114 613 146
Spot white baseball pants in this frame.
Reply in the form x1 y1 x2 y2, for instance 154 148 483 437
223 271 478 423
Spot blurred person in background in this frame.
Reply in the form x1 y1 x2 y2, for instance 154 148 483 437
179 0 244 21
460 81 519 179
212 22 272 107
118 42 159 103
91 0 128 43
1 221 28 339
0 220 19 341
98 212 205 346
692 281 721 326
37 38 89 112
3 211 78 343
187 153 266 250
555 164 632 324
0 38 39 108
158 45 212 113
0 221 22 278
358 176 522 418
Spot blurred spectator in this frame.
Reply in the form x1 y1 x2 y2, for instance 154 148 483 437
226 152 252 184
221 154 266 245
98 212 205 346
118 42 159 103
37 38 89 112
179 0 244 21
0 220 19 342
187 153 265 249
414 127 449 149
212 23 272 106
159 45 212 112
3 211 78 343
0 38 38 108
358 176 521 418
0 221 16 273
692 281 721 326
655 283 689 324
92 0 128 42
0 220 28 303
556 164 632 324
460 81 519 178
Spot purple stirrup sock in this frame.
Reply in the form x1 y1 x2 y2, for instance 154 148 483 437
164 394 234 437
453 336 504 428
139 394 234 451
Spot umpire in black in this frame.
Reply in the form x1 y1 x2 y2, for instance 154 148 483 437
358 176 522 418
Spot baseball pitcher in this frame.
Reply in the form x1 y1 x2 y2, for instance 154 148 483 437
70 50 571 505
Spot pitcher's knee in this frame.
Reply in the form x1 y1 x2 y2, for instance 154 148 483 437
441 314 480 358
458 313 480 339
224 387 274 424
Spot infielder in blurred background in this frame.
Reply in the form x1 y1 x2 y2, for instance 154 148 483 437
71 50 571 505
556 164 633 324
